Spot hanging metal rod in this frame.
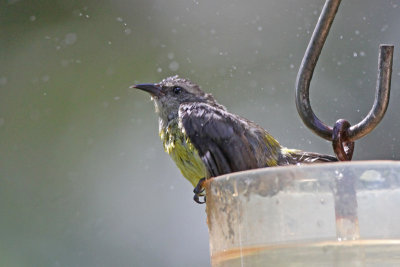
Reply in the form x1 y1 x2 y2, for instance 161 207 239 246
295 0 394 145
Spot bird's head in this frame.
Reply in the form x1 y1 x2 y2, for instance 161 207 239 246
132 75 223 122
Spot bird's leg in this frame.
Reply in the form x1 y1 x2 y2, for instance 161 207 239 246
193 177 206 204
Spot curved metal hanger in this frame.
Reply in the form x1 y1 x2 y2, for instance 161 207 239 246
295 0 394 160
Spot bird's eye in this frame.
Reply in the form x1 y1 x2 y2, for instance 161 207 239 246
173 86 182 94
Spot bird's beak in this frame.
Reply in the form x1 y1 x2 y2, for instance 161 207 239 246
130 83 163 97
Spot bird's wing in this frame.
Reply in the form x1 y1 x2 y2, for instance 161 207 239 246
179 102 262 177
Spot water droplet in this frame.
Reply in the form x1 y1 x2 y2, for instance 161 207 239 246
353 52 358 57
41 75 50 82
60 59 69 67
64 33 77 45
116 17 123 22
157 67 162 73
167 52 174 60
169 61 179 71
30 15 36 22
257 26 263 31
355 30 360 35
0 77 7 85
124 28 132 35
360 170 384 182
334 170 343 178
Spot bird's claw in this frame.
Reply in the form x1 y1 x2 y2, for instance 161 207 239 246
193 178 206 204
193 194 206 204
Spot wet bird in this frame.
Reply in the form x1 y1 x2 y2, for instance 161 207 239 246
132 76 337 203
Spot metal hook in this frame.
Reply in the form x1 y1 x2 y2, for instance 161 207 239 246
295 0 394 160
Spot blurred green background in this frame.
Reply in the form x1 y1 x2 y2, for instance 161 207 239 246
1 0 399 266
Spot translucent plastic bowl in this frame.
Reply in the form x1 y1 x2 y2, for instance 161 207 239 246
205 161 400 266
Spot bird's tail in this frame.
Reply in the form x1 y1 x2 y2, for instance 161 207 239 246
281 148 338 164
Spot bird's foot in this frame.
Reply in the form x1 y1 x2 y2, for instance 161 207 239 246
193 178 206 204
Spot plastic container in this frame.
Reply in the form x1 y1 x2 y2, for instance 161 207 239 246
205 161 400 266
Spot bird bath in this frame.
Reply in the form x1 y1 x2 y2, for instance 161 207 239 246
205 161 400 266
